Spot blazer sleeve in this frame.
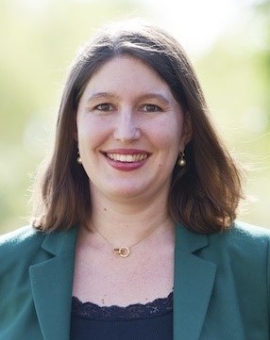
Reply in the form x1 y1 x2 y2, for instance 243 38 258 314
0 226 45 340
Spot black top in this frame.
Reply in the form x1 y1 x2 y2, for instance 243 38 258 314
70 292 173 340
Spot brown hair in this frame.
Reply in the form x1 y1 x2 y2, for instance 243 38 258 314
32 19 243 233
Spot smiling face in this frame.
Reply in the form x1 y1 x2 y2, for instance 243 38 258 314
76 56 189 204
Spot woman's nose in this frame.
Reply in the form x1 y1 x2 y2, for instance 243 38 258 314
113 111 141 142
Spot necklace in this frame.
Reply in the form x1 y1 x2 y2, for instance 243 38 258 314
93 224 164 258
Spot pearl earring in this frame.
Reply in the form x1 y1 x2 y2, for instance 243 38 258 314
77 150 82 164
177 152 186 167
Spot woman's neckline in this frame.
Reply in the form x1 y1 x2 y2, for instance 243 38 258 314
71 291 173 321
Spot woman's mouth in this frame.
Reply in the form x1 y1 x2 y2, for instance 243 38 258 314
102 150 150 171
106 153 148 163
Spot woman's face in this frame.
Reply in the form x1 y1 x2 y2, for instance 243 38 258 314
76 56 189 203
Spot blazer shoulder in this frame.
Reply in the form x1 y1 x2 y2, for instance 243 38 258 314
0 224 44 247
0 225 46 265
229 221 270 242
207 221 270 260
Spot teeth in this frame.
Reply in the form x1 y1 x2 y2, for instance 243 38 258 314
107 153 148 162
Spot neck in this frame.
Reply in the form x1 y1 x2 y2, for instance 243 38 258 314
84 189 174 248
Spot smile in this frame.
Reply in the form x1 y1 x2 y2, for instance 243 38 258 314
106 153 149 163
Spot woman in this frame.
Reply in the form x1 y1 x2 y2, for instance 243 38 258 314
1 20 270 340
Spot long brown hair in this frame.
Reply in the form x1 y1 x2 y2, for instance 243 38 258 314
32 20 243 233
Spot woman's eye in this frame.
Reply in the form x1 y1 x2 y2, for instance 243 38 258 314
95 103 113 111
141 104 161 112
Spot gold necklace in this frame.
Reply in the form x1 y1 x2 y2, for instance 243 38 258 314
93 225 164 258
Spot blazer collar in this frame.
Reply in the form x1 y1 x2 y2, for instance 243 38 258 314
29 227 78 340
173 225 217 340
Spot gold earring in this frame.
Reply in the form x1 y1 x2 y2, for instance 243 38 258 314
178 152 186 167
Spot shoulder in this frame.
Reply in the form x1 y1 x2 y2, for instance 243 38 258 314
0 225 45 251
210 221 270 247
205 221 270 266
0 225 47 270
0 225 78 269
231 220 270 238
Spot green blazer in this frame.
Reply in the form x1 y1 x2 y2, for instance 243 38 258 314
0 222 270 340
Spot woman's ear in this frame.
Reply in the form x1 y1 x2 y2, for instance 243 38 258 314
74 130 78 142
182 114 193 146
73 113 78 141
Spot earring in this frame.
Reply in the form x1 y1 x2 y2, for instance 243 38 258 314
77 150 82 164
178 152 186 167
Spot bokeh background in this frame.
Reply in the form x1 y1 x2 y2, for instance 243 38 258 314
0 0 269 234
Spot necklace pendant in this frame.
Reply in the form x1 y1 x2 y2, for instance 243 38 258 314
114 247 130 258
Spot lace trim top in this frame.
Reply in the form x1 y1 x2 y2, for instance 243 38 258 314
71 291 173 321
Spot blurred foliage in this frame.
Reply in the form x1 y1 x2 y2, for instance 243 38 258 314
196 0 270 227
0 0 269 234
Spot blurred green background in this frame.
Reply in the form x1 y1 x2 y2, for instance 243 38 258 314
0 0 269 234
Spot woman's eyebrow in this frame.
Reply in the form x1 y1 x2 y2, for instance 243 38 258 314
138 93 170 106
86 92 170 105
86 92 117 103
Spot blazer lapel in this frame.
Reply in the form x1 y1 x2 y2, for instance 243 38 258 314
173 225 217 340
29 227 78 340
